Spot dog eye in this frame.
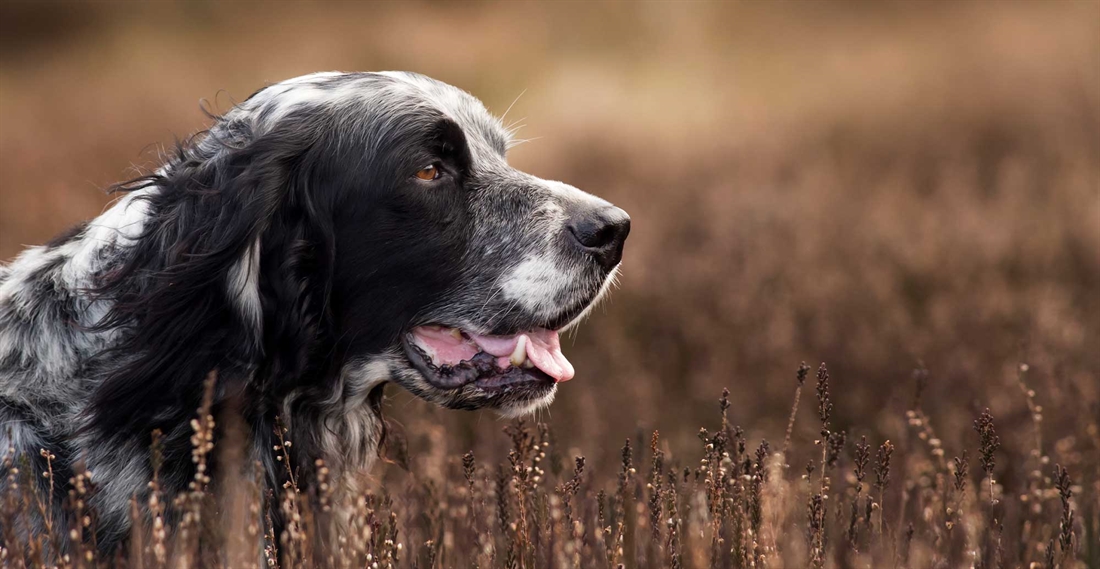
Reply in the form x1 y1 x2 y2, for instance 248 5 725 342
415 164 442 181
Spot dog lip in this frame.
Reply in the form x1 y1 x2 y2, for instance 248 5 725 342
402 338 472 389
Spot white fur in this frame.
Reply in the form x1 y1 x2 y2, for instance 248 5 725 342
500 254 576 318
376 71 508 160
65 189 153 283
228 238 262 332
496 385 557 419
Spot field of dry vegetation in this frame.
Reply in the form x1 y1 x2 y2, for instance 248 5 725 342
0 1 1097 567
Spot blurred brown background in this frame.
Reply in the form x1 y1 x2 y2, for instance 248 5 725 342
1 1 1097 480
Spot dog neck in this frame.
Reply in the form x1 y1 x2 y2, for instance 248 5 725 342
279 357 391 493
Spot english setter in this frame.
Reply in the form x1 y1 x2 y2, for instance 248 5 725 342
0 71 629 551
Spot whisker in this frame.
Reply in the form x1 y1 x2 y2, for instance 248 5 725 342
499 89 527 124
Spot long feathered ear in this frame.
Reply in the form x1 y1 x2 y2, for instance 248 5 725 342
87 111 336 442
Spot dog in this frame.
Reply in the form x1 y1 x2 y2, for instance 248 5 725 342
0 71 629 551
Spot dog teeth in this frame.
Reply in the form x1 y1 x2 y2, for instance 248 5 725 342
509 335 528 367
522 359 535 369
450 328 464 341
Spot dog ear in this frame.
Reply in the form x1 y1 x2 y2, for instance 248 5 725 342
87 112 336 441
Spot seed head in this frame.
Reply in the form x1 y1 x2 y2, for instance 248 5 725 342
953 451 969 494
854 436 870 484
874 440 894 491
797 362 810 386
1054 464 1075 552
462 451 476 487
816 363 832 428
973 409 1000 476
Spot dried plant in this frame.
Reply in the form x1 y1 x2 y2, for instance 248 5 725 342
974 408 1001 504
873 439 893 537
1054 464 1076 563
0 371 1093 569
782 362 811 462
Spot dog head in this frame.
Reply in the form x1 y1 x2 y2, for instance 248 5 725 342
92 72 628 431
280 72 630 416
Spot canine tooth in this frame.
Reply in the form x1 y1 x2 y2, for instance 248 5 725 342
450 328 463 340
522 359 535 369
509 335 528 367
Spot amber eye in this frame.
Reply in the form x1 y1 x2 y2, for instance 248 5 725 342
415 164 442 181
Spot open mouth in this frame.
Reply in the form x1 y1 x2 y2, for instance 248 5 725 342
402 325 574 392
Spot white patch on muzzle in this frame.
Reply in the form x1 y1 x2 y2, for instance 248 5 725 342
499 254 574 319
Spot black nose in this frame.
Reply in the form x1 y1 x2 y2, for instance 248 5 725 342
567 205 631 270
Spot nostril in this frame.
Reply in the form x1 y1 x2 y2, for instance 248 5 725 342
570 218 616 249
592 224 618 248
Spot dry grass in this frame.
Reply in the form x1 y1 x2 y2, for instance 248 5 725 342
1 1 1098 567
1 361 1095 568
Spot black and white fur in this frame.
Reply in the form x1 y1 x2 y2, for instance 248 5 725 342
0 71 628 551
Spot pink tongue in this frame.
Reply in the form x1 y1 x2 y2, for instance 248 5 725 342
464 334 516 357
411 326 574 383
524 329 575 383
468 329 575 383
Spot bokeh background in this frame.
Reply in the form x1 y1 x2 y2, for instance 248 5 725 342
1 1 1097 486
